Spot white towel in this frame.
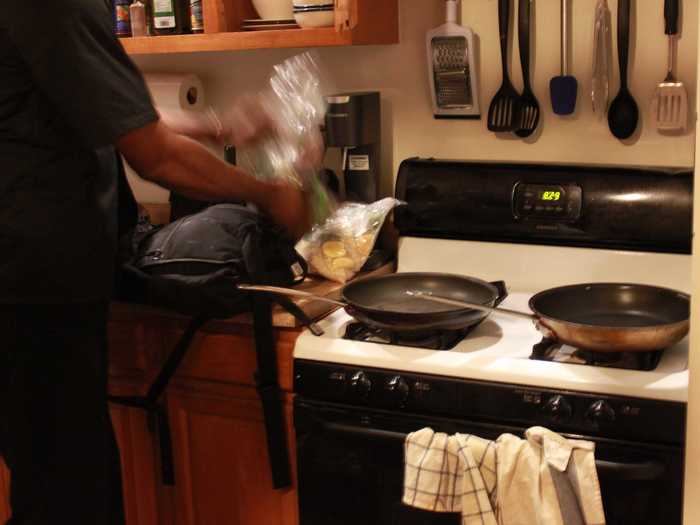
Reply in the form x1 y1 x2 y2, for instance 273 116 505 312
497 427 606 525
403 428 498 525
403 427 606 525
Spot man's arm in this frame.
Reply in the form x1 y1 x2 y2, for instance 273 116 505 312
118 120 310 239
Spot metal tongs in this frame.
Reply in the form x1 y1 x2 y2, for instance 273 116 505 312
592 0 612 118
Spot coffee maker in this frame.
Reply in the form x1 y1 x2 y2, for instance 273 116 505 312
324 91 380 203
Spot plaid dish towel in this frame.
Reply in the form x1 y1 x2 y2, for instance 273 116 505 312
403 428 498 525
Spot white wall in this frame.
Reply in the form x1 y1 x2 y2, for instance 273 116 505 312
130 0 698 204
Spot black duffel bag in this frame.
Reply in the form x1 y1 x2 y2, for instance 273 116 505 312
112 203 311 489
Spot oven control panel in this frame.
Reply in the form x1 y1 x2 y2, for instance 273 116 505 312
512 182 583 222
295 360 686 445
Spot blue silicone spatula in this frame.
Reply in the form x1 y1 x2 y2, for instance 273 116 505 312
550 0 577 115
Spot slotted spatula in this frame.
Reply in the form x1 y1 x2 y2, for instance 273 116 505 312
487 0 521 132
651 0 688 132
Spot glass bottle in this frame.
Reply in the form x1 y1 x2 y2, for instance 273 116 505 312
152 0 178 35
129 0 148 37
190 0 204 34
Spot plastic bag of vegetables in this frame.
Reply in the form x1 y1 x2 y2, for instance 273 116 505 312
296 198 402 283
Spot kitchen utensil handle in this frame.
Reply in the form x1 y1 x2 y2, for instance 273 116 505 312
617 0 630 88
561 0 568 75
406 291 536 321
237 284 347 307
518 0 531 87
498 0 511 80
665 0 679 36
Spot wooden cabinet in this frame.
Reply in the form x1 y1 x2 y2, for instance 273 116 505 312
106 308 300 525
108 315 170 525
121 0 398 55
0 459 9 523
162 322 299 525
166 385 298 525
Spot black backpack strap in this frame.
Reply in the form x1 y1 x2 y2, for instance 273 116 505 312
109 315 209 486
251 295 292 489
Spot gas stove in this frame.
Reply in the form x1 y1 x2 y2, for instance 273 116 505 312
292 160 692 525
296 238 691 402
295 160 692 401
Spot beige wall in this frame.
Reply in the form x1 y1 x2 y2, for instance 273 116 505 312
130 0 698 203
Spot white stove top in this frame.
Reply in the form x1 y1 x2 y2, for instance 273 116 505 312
293 239 692 403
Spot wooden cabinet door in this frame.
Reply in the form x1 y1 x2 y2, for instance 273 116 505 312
108 315 170 525
166 384 298 525
110 386 164 525
0 459 10 522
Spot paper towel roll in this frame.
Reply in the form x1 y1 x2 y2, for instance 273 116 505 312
144 73 206 111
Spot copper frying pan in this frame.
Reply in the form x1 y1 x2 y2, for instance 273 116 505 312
410 283 690 353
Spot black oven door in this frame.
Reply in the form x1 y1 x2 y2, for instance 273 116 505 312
295 398 683 525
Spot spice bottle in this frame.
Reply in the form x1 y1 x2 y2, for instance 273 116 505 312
190 0 204 34
130 0 148 37
114 0 132 37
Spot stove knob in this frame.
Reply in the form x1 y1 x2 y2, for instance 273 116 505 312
542 395 573 424
386 376 410 406
585 400 616 427
349 371 372 400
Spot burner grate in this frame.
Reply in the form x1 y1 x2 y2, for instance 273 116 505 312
343 322 478 350
530 338 664 371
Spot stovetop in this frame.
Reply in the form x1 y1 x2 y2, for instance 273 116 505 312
343 321 668 371
295 289 690 402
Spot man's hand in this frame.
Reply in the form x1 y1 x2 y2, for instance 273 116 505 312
258 182 312 241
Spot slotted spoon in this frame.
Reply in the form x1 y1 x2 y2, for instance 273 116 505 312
651 0 688 132
488 0 521 132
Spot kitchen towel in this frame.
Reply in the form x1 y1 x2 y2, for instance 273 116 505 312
496 426 606 525
403 426 606 525
403 428 498 525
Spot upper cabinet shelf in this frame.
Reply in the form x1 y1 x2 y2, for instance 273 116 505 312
121 0 398 55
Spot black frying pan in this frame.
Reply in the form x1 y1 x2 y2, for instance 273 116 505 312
412 283 690 352
239 272 505 332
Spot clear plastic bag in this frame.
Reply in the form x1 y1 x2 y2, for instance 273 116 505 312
232 52 336 226
296 198 402 283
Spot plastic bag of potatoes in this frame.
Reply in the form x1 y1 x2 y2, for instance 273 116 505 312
296 198 402 283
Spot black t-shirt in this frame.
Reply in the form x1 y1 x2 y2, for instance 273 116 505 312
0 0 158 303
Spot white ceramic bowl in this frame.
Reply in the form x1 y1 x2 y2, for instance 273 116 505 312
251 0 294 20
292 0 333 5
293 6 334 28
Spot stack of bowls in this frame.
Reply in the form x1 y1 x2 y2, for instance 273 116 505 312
293 0 335 28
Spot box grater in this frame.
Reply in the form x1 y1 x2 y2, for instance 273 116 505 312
426 0 480 119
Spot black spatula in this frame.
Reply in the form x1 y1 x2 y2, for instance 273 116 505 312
550 0 577 115
487 0 521 132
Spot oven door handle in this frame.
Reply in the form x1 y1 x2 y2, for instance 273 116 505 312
322 422 666 481
594 459 665 481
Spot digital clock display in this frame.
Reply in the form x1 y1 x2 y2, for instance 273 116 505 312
539 190 562 201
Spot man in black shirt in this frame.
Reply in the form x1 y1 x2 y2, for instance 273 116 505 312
0 2 313 523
